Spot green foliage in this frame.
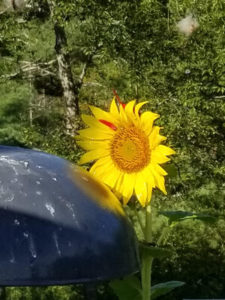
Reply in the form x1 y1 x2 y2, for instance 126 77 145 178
110 276 142 300
0 0 225 299
4 286 82 300
110 277 184 300
0 81 30 145
22 125 81 162
153 218 225 299
151 281 185 300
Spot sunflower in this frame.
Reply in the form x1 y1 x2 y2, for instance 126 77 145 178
76 98 175 207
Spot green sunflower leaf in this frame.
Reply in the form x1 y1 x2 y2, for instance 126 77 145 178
151 281 185 300
159 210 218 226
110 275 142 300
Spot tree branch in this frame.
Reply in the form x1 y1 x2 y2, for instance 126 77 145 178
0 59 57 80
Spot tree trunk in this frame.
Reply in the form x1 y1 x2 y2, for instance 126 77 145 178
47 0 80 135
54 23 79 135
47 0 92 135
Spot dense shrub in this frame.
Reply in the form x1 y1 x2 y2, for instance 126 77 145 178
0 0 225 299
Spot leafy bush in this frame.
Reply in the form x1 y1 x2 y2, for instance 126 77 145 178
0 0 225 299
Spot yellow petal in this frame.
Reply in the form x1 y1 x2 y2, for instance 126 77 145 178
76 140 108 151
141 111 160 136
90 157 114 175
125 100 140 126
125 100 136 115
77 128 113 140
90 158 122 192
89 105 117 125
147 184 153 204
149 126 167 149
119 104 128 123
103 167 121 188
153 163 168 176
135 101 148 116
81 114 113 132
151 150 170 164
142 167 156 188
157 175 167 194
81 114 98 127
114 173 125 195
135 174 148 207
110 97 120 117
79 148 108 164
122 173 136 205
149 165 167 194
155 145 176 156
139 168 154 204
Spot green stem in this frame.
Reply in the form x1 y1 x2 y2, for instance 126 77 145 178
141 204 153 300
134 208 145 236
145 205 152 243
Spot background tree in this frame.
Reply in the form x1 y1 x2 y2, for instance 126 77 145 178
0 0 225 299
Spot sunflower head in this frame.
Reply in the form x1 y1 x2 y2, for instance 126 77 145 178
76 98 175 207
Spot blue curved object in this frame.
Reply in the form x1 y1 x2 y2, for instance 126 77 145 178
0 146 139 286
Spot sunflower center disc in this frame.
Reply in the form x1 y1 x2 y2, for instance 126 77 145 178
110 126 150 173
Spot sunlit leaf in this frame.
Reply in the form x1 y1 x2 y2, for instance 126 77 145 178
151 281 185 300
159 211 218 226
